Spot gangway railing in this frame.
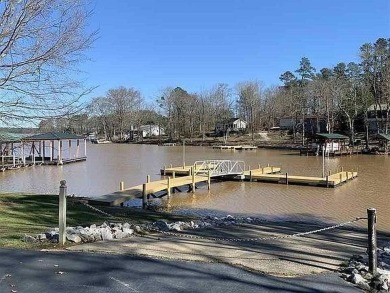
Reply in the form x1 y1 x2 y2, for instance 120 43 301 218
193 160 245 177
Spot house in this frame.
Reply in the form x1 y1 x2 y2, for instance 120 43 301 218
279 116 327 136
139 125 165 137
128 125 165 141
215 118 247 134
367 104 390 132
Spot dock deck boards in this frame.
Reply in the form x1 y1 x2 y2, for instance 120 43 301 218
89 164 358 206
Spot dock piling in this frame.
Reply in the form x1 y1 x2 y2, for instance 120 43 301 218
119 181 124 191
207 171 211 190
172 171 175 178
142 184 147 209
285 173 288 185
249 170 253 182
147 175 150 183
191 167 195 192
167 177 171 197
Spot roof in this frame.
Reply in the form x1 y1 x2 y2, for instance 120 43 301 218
377 133 390 141
22 132 85 141
316 133 349 140
0 132 27 142
367 104 388 111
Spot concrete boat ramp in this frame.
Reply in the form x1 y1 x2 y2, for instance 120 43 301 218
89 160 358 207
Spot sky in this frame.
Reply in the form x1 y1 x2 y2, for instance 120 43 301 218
81 0 389 103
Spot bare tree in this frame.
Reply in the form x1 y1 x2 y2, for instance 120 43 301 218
0 0 96 125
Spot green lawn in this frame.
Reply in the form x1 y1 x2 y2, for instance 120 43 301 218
0 193 194 249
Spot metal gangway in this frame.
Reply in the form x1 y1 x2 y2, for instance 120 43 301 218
193 160 245 177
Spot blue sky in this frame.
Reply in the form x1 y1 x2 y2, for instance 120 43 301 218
81 0 389 102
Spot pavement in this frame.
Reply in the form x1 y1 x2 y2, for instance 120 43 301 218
0 248 361 293
68 221 371 277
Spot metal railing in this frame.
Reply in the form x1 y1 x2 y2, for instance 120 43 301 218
193 160 245 177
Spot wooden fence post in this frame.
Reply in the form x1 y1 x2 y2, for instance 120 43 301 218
367 208 377 275
59 180 67 246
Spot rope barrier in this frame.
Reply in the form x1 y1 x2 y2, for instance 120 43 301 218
146 217 367 242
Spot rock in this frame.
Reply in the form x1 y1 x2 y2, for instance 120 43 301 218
101 227 113 240
123 222 131 230
122 228 134 236
113 230 126 239
170 223 182 232
66 234 81 243
36 233 47 241
22 235 36 243
90 224 96 229
154 220 169 231
135 226 142 233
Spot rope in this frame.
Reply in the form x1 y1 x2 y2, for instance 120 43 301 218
147 217 367 242
79 201 113 217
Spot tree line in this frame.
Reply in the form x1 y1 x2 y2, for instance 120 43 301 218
38 37 389 145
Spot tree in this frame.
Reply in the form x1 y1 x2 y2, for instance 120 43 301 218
0 0 96 125
360 38 390 134
295 57 316 144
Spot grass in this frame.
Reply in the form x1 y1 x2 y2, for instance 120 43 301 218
0 192 195 249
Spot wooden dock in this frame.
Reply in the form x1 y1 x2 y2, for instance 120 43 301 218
89 160 358 207
245 171 358 187
213 145 257 150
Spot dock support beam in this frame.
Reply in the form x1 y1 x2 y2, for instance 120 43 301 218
142 183 147 209
59 180 67 246
167 177 171 197
367 208 377 275
207 171 211 190
191 167 195 192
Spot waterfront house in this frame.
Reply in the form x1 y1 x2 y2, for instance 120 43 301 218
215 118 247 135
367 103 390 132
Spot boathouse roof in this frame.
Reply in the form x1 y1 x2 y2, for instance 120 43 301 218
316 133 349 140
22 132 85 141
377 133 390 141
0 132 27 142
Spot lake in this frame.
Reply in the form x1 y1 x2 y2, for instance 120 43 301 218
1 143 389 232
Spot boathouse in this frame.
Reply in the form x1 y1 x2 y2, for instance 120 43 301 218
22 132 87 165
301 133 351 156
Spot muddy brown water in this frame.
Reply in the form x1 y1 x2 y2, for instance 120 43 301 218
1 143 389 232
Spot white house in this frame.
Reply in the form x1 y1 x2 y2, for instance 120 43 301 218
215 118 247 134
139 125 165 137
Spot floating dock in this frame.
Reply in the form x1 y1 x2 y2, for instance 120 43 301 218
212 145 257 150
89 160 358 207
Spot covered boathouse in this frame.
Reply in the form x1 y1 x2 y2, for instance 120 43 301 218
21 132 87 165
300 133 361 156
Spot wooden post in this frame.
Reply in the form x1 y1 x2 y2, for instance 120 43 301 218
147 175 150 183
119 181 124 191
172 171 175 178
339 173 343 183
167 177 171 197
326 175 329 188
59 180 67 246
271 166 274 173
163 165 166 176
341 166 344 172
267 163 270 167
258 164 261 169
367 208 377 275
142 183 147 209
42 141 45 163
285 173 288 185
346 171 349 180
328 170 331 176
261 167 264 174
191 167 195 192
207 170 211 190
249 170 253 182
